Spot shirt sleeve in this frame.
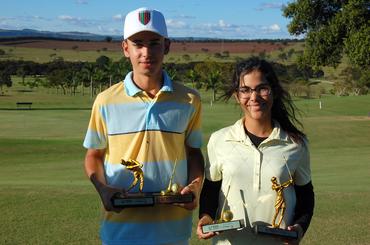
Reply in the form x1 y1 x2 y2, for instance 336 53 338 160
185 93 202 149
294 139 311 185
294 181 315 234
205 132 222 181
83 96 108 149
199 179 222 219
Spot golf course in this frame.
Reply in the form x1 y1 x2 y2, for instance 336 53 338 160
0 77 369 244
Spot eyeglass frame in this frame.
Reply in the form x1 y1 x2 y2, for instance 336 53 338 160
235 83 272 98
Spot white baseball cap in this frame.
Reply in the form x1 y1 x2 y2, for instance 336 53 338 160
123 7 168 39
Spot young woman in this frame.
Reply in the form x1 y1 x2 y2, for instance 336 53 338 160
197 57 314 244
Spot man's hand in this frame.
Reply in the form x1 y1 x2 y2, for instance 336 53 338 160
197 214 218 239
178 146 204 210
90 174 125 213
175 178 202 210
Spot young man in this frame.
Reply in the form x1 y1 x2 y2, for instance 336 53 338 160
83 7 204 245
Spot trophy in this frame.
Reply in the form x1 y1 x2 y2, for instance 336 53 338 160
202 185 244 233
253 172 298 239
112 158 193 208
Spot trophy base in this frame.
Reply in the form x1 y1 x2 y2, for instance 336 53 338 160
153 192 193 204
112 192 193 208
112 193 154 207
202 220 244 233
253 225 298 239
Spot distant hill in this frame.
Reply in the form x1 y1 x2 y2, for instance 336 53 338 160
0 28 122 41
0 28 302 43
0 28 222 42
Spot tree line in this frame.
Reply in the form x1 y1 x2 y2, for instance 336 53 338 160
0 54 369 99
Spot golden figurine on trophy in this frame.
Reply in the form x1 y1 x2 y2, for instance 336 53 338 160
121 159 144 192
112 158 154 208
253 169 298 239
202 185 244 233
271 176 293 228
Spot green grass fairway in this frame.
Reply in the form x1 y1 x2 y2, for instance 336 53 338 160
1 83 369 244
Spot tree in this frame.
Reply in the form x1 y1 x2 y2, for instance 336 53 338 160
23 76 42 89
340 66 369 95
194 62 225 103
93 67 108 93
185 69 201 89
16 66 27 85
96 55 110 69
0 71 12 94
81 63 96 97
283 0 370 69
165 65 177 81
47 69 73 95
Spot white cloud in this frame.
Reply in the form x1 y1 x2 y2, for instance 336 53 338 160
269 24 281 31
58 15 79 21
218 20 227 28
112 14 123 21
57 15 99 29
167 19 187 28
256 2 283 11
75 0 88 4
178 14 195 19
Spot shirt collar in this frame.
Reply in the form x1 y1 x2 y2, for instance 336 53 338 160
124 71 173 97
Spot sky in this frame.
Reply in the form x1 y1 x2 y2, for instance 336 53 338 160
0 0 298 39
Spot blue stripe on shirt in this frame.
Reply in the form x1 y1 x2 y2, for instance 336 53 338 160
100 101 195 135
83 129 107 149
101 217 192 245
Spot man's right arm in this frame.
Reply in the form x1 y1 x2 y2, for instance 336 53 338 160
84 149 123 212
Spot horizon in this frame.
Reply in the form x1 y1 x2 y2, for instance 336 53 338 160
0 27 304 41
1 0 304 40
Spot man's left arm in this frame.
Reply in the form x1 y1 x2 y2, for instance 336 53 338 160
179 146 204 210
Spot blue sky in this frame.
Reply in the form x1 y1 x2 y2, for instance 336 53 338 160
1 0 297 39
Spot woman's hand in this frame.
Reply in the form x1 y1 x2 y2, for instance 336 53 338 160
197 214 218 240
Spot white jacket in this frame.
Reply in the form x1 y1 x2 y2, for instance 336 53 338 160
206 118 311 245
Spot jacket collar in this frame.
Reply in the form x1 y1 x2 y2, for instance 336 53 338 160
224 118 291 146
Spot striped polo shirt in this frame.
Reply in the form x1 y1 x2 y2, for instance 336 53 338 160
83 71 202 245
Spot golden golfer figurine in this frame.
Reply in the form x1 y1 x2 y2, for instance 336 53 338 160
253 175 297 239
271 176 294 228
121 159 144 192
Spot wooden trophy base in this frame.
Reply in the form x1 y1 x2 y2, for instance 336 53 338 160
253 225 298 239
112 192 193 208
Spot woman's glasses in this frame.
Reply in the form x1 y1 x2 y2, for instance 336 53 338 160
236 84 271 99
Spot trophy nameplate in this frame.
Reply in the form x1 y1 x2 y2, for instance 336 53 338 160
112 158 193 207
253 225 298 239
112 193 154 207
202 185 244 233
153 192 193 204
202 219 243 233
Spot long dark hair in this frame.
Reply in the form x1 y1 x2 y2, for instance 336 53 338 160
223 57 306 143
